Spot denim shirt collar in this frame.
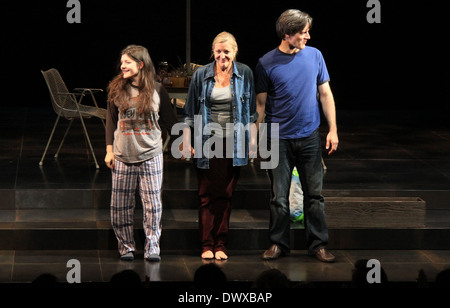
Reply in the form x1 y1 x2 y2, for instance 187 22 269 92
204 61 242 81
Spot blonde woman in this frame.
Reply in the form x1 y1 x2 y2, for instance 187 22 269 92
182 32 257 260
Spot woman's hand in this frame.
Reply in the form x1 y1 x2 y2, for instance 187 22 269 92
105 145 115 169
179 142 195 160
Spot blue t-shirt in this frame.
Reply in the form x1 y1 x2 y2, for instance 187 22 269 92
255 46 330 139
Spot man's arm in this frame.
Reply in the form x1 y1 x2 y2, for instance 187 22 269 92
256 92 267 130
318 82 338 155
250 92 267 158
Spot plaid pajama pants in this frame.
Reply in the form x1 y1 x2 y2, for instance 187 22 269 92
110 153 163 258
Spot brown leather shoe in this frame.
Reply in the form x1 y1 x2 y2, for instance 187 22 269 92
314 247 335 263
262 244 283 260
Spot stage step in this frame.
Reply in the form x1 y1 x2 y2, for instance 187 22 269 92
0 196 448 250
325 197 426 228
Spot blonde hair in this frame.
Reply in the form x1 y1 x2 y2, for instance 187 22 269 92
211 31 238 60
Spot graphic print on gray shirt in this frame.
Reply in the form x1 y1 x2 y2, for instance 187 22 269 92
113 90 162 163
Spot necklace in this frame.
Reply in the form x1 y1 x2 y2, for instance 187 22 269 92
129 83 139 89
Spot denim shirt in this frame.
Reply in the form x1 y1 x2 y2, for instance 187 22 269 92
183 61 257 169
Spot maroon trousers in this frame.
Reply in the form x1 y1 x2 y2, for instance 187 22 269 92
196 157 240 254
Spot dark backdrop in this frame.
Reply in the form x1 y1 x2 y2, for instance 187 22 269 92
4 0 449 111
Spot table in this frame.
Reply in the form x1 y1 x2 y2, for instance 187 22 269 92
165 86 188 101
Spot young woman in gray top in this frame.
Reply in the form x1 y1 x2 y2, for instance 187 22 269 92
105 45 177 262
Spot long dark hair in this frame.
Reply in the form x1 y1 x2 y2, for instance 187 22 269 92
107 45 157 114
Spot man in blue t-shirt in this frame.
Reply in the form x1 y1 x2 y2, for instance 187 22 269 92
255 9 338 263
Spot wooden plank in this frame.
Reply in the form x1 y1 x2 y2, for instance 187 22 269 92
325 197 425 228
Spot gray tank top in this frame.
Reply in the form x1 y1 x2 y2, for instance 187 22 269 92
211 85 232 138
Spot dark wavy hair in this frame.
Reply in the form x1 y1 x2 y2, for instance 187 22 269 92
107 45 156 115
276 9 313 40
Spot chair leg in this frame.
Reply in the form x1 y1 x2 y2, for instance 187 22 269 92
162 133 171 152
55 118 74 158
79 116 100 169
39 115 61 166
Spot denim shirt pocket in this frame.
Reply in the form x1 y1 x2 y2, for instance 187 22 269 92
240 92 250 104
239 92 250 123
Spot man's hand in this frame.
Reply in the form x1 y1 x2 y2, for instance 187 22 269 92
326 130 338 155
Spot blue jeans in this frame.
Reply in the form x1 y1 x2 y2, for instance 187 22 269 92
267 129 328 255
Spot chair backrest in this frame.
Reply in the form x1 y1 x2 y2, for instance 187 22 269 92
41 68 76 116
